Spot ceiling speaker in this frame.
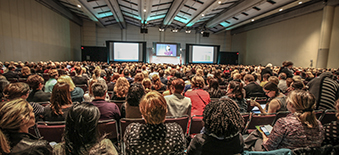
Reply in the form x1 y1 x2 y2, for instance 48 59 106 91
140 28 148 34
202 32 210 37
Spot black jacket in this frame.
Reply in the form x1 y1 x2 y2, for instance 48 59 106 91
27 90 51 102
5 132 52 155
244 82 266 98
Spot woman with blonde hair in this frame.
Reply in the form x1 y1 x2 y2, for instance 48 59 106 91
262 90 324 150
124 91 185 154
20 66 31 78
111 77 129 100
57 75 84 102
0 98 52 154
185 76 211 116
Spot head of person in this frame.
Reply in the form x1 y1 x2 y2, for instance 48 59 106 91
92 66 101 80
283 61 293 69
92 82 107 98
27 74 45 90
286 90 317 128
227 80 243 99
0 99 35 153
278 73 287 80
170 79 185 94
133 73 144 83
139 91 167 124
57 75 76 92
49 69 59 79
3 82 30 100
123 69 130 77
152 74 162 90
262 73 271 81
243 74 255 84
191 76 205 89
305 71 314 78
263 81 279 98
159 70 164 78
203 99 244 137
268 76 279 85
126 83 145 106
208 78 219 90
142 78 152 91
51 82 72 115
21 66 31 76
64 102 100 155
74 66 82 76
291 81 305 90
114 77 130 98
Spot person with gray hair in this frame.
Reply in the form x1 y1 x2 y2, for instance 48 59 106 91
90 82 121 121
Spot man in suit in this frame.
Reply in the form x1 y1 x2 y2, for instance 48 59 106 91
3 65 19 80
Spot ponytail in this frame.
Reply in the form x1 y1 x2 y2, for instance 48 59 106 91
0 130 10 153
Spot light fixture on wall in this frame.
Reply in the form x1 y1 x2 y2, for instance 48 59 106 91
185 30 191 34
172 29 178 33
159 28 165 32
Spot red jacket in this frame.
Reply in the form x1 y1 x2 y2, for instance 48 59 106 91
185 89 211 116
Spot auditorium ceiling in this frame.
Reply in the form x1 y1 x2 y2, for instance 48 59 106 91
44 0 317 33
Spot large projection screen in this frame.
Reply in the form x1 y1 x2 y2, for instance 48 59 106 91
186 44 219 64
108 41 145 62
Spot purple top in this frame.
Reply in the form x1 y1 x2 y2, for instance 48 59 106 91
263 114 324 150
91 99 121 121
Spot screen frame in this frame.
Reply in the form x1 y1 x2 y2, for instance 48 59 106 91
153 42 180 57
106 40 146 63
185 44 220 64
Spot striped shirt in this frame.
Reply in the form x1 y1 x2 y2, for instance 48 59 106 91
318 77 339 110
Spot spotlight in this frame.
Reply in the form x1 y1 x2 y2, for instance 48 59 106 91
298 1 302 4
159 28 164 32
77 4 81 8
185 30 191 34
279 8 283 11
172 29 178 33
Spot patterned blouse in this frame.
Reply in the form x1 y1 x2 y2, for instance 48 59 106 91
322 120 339 146
263 114 324 150
124 122 185 155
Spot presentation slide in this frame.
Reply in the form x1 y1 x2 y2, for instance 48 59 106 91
156 44 177 56
114 43 139 61
192 46 214 63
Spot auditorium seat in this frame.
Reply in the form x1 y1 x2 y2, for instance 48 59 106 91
164 115 189 135
188 115 203 137
110 100 125 110
319 109 337 125
97 119 118 140
35 121 65 142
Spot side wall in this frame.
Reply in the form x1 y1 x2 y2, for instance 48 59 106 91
327 6 339 68
0 0 81 62
231 10 323 67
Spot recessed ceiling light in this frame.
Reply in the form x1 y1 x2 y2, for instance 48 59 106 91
202 14 205 17
77 4 81 8
298 1 302 4
218 1 221 4
143 9 147 12
251 19 255 22
279 8 283 11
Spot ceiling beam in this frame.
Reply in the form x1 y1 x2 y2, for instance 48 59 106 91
105 0 127 29
35 0 83 26
69 0 105 27
163 0 188 27
139 0 153 24
206 0 264 28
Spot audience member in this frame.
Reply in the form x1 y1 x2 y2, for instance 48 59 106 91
53 102 118 155
44 69 58 93
207 78 224 98
223 81 247 113
251 82 287 113
159 69 168 85
322 99 339 146
308 72 339 110
0 98 52 154
262 90 324 150
277 73 288 93
164 79 192 117
121 83 145 118
142 78 152 93
42 83 73 121
71 66 88 85
111 77 129 100
187 99 244 154
3 65 19 79
260 73 271 87
27 74 51 102
0 75 10 99
185 76 211 116
90 82 120 121
151 74 166 92
243 74 265 98
57 75 84 102
279 61 294 78
124 91 185 154
19 66 31 78
107 73 120 91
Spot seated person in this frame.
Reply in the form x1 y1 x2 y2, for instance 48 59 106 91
322 99 339 146
124 91 185 154
53 102 118 155
44 69 58 93
42 83 73 121
262 90 324 150
164 79 192 117
90 82 120 121
71 66 88 85
142 78 152 93
222 81 248 113
206 78 224 98
111 77 129 100
187 99 244 155
0 98 52 154
57 75 84 103
251 82 287 114
151 74 166 92
27 74 51 102
120 83 145 118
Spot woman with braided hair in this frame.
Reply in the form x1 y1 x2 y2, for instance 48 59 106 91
187 98 244 155
185 76 211 116
262 90 324 150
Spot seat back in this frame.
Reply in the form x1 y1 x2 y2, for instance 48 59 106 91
241 113 250 128
120 118 145 140
110 100 126 110
244 113 276 134
272 111 291 125
35 101 51 107
164 115 189 135
319 109 337 125
97 119 118 140
314 110 324 119
36 121 65 142
189 115 203 135
107 91 114 99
